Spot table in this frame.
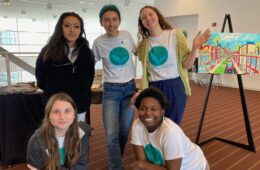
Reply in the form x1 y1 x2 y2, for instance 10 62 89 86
0 92 44 166
91 87 103 104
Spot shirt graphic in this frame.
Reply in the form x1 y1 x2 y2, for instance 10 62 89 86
144 144 164 166
109 47 129 66
59 147 65 166
149 46 168 66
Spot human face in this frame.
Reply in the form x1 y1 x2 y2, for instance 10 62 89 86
62 16 81 47
101 11 121 37
49 100 75 137
140 7 159 31
138 97 164 132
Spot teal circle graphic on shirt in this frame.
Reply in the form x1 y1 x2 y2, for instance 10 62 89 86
144 144 164 166
149 46 168 66
109 47 129 65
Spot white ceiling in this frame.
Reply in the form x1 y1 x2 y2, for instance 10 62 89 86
0 0 154 22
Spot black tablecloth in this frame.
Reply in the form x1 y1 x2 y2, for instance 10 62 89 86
0 92 44 165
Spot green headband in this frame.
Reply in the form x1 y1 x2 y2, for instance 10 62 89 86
99 4 121 20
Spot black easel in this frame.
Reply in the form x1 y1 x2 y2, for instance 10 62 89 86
195 14 256 152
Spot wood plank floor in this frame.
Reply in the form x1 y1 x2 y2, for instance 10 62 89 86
2 81 260 170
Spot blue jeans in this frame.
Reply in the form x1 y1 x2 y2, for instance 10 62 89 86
102 80 136 170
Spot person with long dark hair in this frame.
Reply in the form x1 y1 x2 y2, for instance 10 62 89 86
27 93 90 170
35 12 95 123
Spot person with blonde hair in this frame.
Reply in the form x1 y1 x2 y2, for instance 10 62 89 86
135 6 210 125
26 93 90 170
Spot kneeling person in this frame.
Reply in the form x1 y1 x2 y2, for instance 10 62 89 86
27 93 90 170
130 87 209 170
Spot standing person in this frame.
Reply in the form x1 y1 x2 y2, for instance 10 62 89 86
35 12 95 123
129 87 209 170
92 4 136 170
135 6 210 125
27 93 90 170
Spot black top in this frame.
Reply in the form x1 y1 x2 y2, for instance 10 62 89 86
35 42 95 113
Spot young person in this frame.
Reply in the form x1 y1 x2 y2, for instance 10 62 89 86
35 12 95 123
92 4 136 170
27 93 90 170
130 87 209 170
135 6 210 125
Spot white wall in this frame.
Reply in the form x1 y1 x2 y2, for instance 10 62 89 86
155 0 260 91
166 14 199 47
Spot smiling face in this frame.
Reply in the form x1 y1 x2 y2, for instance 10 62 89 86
101 11 121 37
49 100 75 137
140 7 160 32
62 16 81 47
138 97 165 132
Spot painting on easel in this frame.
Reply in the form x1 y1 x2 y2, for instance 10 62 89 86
198 32 260 75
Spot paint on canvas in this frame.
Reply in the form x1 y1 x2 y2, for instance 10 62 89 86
198 32 260 75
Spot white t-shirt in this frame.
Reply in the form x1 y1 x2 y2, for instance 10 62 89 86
131 117 207 170
57 136 65 165
67 47 77 63
147 29 179 82
92 30 136 83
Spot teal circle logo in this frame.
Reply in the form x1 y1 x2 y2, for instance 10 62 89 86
144 144 164 165
109 47 129 65
149 46 168 66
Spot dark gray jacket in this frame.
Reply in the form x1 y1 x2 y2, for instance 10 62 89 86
26 122 90 170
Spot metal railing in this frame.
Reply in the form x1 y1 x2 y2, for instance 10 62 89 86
0 50 38 87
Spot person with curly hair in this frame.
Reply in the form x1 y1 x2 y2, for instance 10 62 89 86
129 87 209 170
135 6 210 125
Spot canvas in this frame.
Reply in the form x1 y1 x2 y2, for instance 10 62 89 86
198 32 260 75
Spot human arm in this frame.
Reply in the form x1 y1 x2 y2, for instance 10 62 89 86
89 50 95 88
182 29 211 69
130 120 182 170
27 164 38 170
130 145 182 170
35 48 46 90
26 133 46 170
130 88 142 110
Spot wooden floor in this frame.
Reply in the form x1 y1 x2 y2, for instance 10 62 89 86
2 81 260 170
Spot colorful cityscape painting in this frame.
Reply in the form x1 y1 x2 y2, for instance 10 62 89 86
198 32 260 75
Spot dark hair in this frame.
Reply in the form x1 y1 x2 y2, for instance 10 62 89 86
43 12 89 61
137 5 172 41
99 4 121 22
134 87 169 109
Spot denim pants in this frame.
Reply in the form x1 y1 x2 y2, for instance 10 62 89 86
102 80 136 170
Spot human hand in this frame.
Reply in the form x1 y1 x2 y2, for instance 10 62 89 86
125 161 142 170
193 28 211 48
27 164 38 170
130 89 142 111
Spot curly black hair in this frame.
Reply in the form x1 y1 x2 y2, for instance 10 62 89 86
134 87 169 109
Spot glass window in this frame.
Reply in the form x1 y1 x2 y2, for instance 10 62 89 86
18 32 49 45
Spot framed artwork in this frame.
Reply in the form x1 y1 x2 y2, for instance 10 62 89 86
198 32 260 75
